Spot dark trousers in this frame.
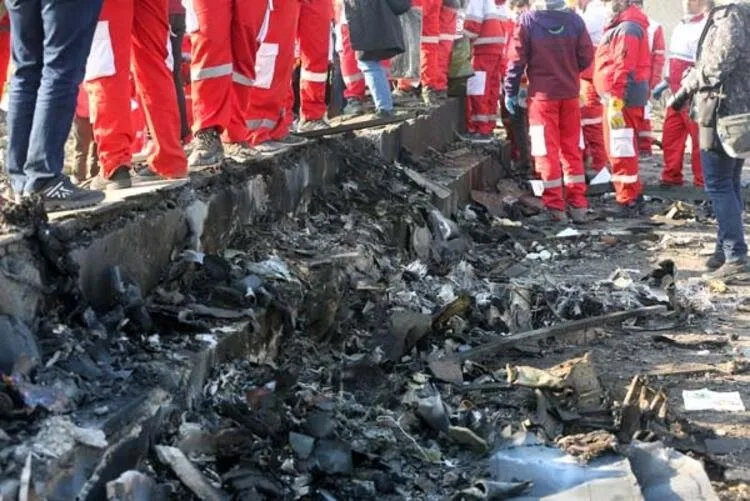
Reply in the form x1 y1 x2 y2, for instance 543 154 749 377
702 148 747 263
169 13 188 141
6 0 103 194
71 116 99 180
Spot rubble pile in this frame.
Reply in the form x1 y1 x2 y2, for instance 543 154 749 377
0 140 727 500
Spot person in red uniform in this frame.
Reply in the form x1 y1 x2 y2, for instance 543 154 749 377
395 0 453 105
334 1 367 115
594 0 651 216
186 0 269 167
438 1 459 88
463 0 508 142
505 0 593 223
570 0 609 178
656 0 707 187
85 0 188 189
0 13 10 104
295 0 333 132
245 0 303 154
632 0 665 156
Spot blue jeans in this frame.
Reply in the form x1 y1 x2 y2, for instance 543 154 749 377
6 0 103 195
702 148 747 263
356 59 393 112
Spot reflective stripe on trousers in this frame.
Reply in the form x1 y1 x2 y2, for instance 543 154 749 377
471 114 498 122
611 174 639 184
191 63 233 81
564 174 587 184
247 118 278 130
301 68 328 82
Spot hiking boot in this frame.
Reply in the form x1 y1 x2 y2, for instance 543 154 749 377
342 98 364 117
277 134 309 146
422 86 442 106
705 251 726 271
38 175 105 212
530 209 569 224
606 197 644 219
703 260 750 281
568 207 588 224
188 127 224 170
224 142 260 163
255 140 292 157
91 166 132 191
297 119 330 133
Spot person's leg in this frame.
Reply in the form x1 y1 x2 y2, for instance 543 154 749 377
465 52 499 136
357 58 393 112
559 98 587 209
703 150 746 263
86 0 135 182
529 98 564 213
5 0 43 195
169 12 189 141
338 22 365 102
580 79 605 172
23 0 104 193
660 106 688 186
132 0 187 178
420 0 441 93
604 106 642 206
436 5 456 92
71 115 93 181
638 104 653 155
246 0 300 146
297 0 331 123
0 20 12 102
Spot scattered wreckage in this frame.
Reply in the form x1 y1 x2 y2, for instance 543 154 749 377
0 141 741 500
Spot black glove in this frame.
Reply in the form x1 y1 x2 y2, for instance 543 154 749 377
668 87 691 111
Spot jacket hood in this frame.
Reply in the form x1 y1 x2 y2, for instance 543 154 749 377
526 8 577 33
611 5 649 30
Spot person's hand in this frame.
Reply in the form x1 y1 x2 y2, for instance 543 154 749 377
505 94 518 115
607 97 626 129
668 88 691 111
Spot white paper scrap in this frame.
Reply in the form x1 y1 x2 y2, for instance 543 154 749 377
683 389 746 412
529 180 544 197
556 228 580 238
590 168 612 185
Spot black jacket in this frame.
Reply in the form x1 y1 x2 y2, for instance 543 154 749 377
344 0 411 61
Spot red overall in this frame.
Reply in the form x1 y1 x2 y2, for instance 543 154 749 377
86 0 187 178
187 0 267 142
661 13 706 187
639 19 665 154
297 0 333 121
334 3 365 101
246 0 301 145
464 0 507 135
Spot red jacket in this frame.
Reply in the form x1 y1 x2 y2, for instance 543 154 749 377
463 0 509 55
647 19 666 90
593 5 651 107
666 13 707 93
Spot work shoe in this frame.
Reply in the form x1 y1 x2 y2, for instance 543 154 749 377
568 207 588 224
705 251 726 271
422 87 442 106
702 260 750 281
375 109 396 119
188 127 224 170
297 119 330 133
342 98 365 117
255 140 292 157
38 175 105 212
132 165 167 182
530 209 568 224
224 142 260 163
91 166 132 191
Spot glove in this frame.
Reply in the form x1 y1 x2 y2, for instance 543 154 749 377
607 97 626 129
668 87 691 111
652 80 669 101
505 94 518 116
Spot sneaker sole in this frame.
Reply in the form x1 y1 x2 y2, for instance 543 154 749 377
45 194 106 212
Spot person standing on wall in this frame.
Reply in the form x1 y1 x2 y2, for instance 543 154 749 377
6 0 106 210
